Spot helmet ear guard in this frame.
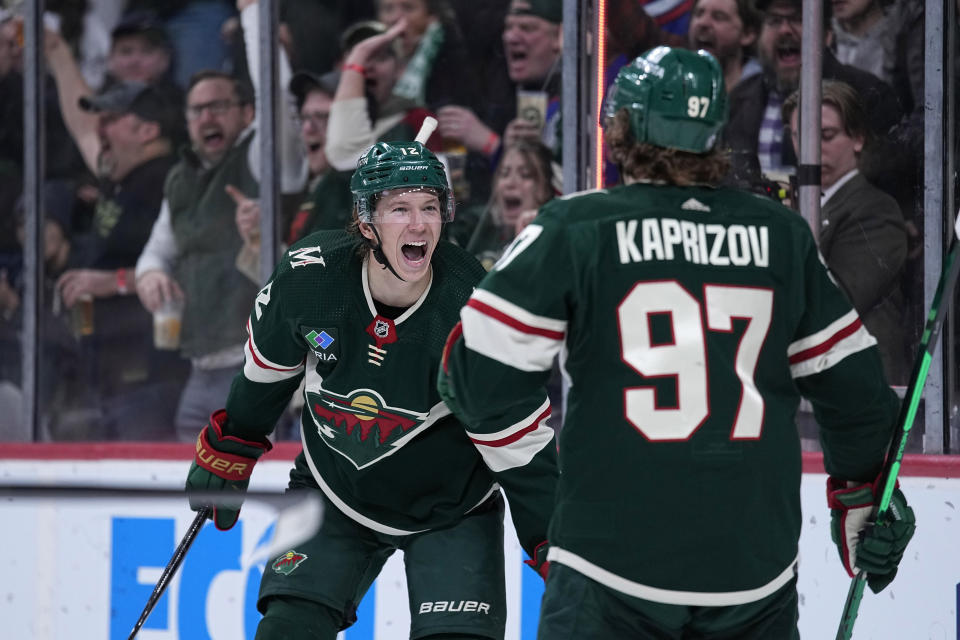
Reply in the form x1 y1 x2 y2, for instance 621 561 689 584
603 46 728 153
350 141 455 223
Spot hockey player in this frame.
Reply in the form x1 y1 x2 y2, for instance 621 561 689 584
438 46 915 638
184 139 557 639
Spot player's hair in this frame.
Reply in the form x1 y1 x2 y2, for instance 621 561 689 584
781 80 870 147
604 109 730 186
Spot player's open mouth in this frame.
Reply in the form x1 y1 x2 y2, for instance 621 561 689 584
401 241 428 265
307 142 322 153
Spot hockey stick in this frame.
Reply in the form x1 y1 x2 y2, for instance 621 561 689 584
836 213 960 640
127 506 210 640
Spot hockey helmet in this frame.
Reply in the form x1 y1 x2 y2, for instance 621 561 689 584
350 141 454 222
603 46 727 153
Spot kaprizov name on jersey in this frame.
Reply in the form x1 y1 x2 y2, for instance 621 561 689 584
615 218 770 267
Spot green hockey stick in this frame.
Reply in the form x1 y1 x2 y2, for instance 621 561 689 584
836 214 960 640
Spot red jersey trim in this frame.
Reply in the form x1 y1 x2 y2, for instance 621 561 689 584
467 299 565 340
788 318 863 365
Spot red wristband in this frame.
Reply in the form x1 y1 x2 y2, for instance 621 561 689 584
481 132 500 156
343 63 365 75
116 268 128 295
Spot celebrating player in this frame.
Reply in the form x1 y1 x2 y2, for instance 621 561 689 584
184 137 557 639
438 47 915 638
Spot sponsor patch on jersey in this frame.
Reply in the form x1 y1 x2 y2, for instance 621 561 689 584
271 550 308 575
302 327 339 362
306 387 428 469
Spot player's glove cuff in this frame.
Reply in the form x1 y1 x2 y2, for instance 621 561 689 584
196 409 272 478
187 410 272 530
524 541 550 581
827 475 916 593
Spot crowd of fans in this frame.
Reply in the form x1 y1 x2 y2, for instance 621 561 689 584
0 0 946 440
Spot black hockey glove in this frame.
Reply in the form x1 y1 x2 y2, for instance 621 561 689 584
185 410 272 530
827 476 916 593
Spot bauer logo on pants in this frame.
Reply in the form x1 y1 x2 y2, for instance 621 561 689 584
271 550 308 575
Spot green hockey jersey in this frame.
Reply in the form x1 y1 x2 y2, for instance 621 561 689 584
440 183 898 606
223 230 557 557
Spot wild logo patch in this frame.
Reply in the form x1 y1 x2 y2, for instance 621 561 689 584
271 550 308 575
306 386 428 469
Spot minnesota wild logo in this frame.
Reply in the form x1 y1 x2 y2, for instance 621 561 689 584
271 550 308 575
306 387 429 469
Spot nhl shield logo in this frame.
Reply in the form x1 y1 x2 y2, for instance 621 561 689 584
365 315 398 349
271 550 308 575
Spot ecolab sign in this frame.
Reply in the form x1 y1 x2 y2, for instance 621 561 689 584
0 447 958 639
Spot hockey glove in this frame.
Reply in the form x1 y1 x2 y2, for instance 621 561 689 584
827 476 916 593
185 409 272 530
524 541 550 581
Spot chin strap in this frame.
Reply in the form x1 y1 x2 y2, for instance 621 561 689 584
367 224 406 282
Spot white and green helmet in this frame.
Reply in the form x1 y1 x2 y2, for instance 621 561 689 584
604 46 727 153
350 141 455 222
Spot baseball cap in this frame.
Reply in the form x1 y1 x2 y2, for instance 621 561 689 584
111 9 171 49
508 0 562 23
290 70 340 109
340 20 389 54
79 82 179 138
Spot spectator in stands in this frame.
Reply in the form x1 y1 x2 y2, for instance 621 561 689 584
830 0 923 116
375 0 476 111
324 19 443 175
104 10 184 112
46 24 191 439
783 80 908 384
435 0 561 162
1 15 87 186
135 0 307 443
722 0 902 186
285 70 353 241
0 183 89 438
231 69 350 284
458 139 556 270
689 0 762 92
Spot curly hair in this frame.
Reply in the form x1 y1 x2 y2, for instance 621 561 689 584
603 109 730 186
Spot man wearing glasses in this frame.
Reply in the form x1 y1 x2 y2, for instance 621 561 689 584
722 0 901 190
135 0 307 443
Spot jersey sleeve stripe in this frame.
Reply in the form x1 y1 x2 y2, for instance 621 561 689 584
788 323 877 379
466 400 555 472
466 398 551 444
243 318 305 383
461 304 563 372
470 288 567 336
788 310 864 359
466 299 565 339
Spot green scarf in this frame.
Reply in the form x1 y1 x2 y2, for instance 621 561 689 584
393 21 445 106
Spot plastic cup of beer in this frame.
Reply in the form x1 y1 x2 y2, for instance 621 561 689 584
70 295 94 337
153 298 183 350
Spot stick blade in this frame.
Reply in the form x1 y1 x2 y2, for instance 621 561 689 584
250 492 324 563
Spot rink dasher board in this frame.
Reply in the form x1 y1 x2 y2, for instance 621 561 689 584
0 453 957 640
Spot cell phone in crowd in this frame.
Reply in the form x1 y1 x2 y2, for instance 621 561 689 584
517 89 548 131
